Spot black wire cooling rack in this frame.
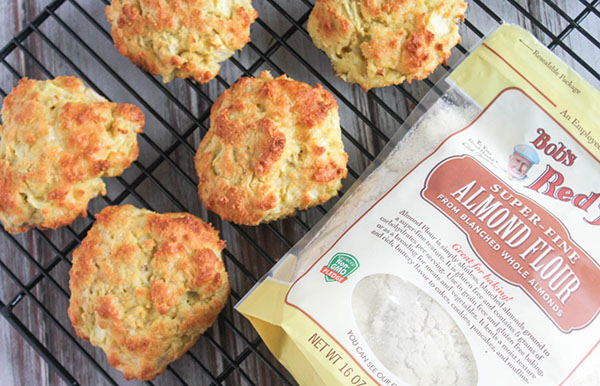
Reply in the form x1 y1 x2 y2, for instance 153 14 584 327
0 0 598 385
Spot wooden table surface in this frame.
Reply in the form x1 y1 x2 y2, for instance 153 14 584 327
0 1 599 385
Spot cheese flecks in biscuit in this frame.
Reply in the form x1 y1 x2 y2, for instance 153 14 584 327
68 205 229 381
0 77 143 233
307 0 467 91
106 0 257 83
195 71 348 225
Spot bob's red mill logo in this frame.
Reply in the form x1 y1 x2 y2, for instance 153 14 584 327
421 153 598 333
527 128 600 225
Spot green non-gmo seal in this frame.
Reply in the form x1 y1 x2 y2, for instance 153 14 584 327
322 252 359 283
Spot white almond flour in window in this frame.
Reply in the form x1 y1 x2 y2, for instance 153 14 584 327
352 274 478 386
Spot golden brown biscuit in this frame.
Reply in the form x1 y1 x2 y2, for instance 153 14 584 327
307 0 467 91
0 77 143 233
195 71 348 225
68 205 229 381
105 0 258 83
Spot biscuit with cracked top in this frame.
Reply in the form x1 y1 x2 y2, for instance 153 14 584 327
307 0 467 91
0 76 143 233
106 0 258 83
195 71 348 225
68 204 229 381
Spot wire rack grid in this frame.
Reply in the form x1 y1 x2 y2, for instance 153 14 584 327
0 0 598 385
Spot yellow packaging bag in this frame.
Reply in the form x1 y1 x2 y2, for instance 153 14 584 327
237 25 600 386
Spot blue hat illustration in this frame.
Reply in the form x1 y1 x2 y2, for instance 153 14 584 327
514 144 540 164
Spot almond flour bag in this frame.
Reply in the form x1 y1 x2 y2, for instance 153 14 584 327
236 25 600 386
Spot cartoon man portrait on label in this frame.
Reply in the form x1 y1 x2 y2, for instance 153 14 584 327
507 144 540 181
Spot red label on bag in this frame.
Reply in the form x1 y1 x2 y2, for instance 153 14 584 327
422 155 600 332
320 266 348 283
